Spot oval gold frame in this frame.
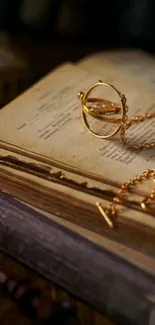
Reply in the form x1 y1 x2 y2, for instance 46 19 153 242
80 81 127 139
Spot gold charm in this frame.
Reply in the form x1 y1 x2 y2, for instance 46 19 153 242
78 80 128 139
78 81 155 149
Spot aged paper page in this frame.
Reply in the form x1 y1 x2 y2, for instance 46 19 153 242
0 62 154 186
78 49 155 85
1 156 155 236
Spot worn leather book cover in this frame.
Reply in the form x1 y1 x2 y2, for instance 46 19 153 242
1 192 155 325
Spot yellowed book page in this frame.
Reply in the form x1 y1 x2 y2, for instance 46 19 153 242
78 49 155 85
1 158 155 247
0 62 154 188
0 146 155 235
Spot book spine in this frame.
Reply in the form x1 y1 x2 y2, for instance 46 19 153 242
0 193 155 325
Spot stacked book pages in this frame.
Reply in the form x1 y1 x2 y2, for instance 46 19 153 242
0 49 155 325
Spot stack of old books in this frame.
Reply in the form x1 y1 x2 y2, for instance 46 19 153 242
0 49 155 325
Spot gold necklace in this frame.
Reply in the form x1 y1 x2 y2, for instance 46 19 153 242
78 80 155 150
78 82 155 226
96 169 155 228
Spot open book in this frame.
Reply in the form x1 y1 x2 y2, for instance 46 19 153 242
0 49 155 262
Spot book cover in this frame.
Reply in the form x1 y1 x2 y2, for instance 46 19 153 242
1 192 155 325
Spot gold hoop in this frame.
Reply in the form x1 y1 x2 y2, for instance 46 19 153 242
78 80 128 139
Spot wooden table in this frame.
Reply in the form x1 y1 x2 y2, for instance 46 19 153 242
0 252 115 325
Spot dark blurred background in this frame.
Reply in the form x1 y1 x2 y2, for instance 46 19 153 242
0 0 155 105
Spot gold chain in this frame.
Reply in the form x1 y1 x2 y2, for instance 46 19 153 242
78 83 155 226
97 169 155 228
78 82 155 149
120 112 155 149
